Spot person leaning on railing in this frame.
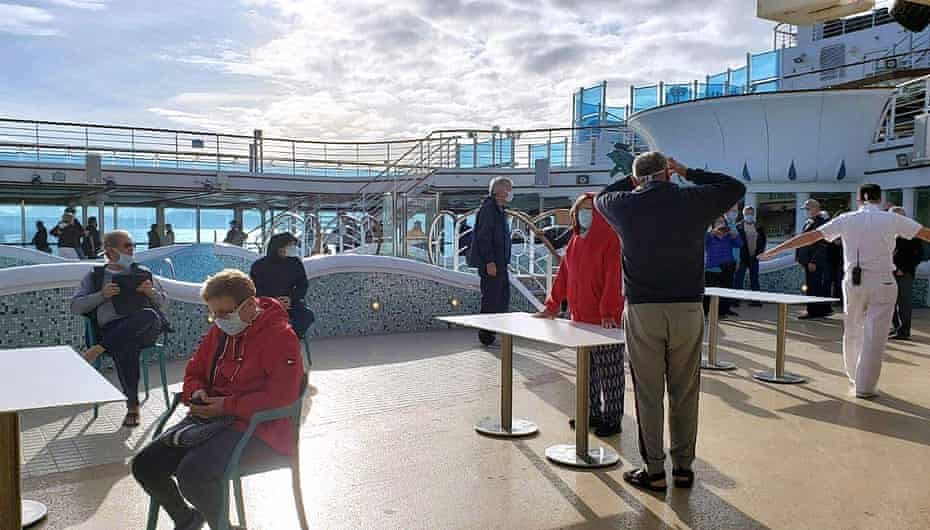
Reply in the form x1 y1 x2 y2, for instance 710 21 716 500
132 269 304 530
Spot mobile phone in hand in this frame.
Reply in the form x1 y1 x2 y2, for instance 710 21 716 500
190 395 207 406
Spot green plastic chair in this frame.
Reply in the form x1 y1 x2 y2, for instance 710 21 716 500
83 317 170 419
145 344 311 530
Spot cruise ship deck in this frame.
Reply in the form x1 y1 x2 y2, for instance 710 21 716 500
18 305 930 530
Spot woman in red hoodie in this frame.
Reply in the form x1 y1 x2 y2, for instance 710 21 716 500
132 269 304 530
535 193 625 436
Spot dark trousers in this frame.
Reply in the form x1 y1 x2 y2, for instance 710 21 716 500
805 266 833 316
590 344 625 426
734 258 760 291
132 427 285 529
478 270 510 343
704 262 736 315
893 272 915 337
289 302 314 340
100 308 162 407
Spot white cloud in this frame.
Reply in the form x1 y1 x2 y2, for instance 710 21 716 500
0 4 59 36
44 0 108 9
152 0 775 139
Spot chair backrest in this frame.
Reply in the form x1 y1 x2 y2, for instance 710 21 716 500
83 316 99 348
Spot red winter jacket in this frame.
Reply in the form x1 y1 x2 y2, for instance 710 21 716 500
544 195 624 325
183 297 303 455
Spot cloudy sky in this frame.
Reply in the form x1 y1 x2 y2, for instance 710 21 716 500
0 0 775 140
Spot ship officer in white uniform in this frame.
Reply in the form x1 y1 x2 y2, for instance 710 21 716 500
762 184 930 397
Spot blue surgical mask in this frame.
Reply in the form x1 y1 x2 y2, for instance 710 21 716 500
285 245 300 258
744 215 755 224
214 299 251 336
505 190 514 203
726 212 738 222
116 251 134 270
578 209 593 230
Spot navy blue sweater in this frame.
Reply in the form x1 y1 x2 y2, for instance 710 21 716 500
595 169 745 304
469 195 512 272
250 256 308 304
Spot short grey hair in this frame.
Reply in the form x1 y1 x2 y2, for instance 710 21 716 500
488 176 513 195
632 151 667 183
743 206 755 214
103 230 132 249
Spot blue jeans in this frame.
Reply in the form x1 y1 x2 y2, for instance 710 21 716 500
734 258 760 292
132 427 286 529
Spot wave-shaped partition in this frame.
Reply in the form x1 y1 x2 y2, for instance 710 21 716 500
0 245 74 267
0 254 542 359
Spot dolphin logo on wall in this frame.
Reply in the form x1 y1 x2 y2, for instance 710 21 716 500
837 159 846 181
742 162 751 182
788 160 797 181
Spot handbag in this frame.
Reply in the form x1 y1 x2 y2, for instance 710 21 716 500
158 335 236 448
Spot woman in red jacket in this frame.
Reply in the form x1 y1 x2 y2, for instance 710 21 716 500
132 269 304 530
535 193 625 436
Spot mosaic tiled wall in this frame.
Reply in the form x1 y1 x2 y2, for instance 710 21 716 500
306 272 536 338
0 271 537 355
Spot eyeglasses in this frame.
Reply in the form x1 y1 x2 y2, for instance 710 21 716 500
209 298 249 320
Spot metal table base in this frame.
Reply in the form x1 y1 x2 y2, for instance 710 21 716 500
701 295 737 372
752 303 807 384
546 346 620 469
474 334 539 438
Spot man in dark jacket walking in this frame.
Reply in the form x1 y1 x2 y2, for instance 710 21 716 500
796 199 833 319
595 151 745 491
891 206 923 340
469 176 513 346
735 206 767 306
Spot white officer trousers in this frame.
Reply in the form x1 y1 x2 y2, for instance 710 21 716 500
842 272 897 396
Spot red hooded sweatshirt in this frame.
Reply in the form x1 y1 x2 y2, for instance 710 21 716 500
544 194 624 325
183 297 304 455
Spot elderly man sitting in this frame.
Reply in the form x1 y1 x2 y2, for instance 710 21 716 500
71 230 167 427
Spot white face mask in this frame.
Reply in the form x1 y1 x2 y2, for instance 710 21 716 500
505 190 514 203
115 251 134 270
578 209 593 230
214 299 251 336
285 245 300 258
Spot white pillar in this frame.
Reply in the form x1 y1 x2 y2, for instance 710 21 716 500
850 191 858 209
795 192 810 234
903 188 917 217
96 194 105 234
744 191 758 212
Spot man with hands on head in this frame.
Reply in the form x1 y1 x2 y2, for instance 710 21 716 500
595 152 745 492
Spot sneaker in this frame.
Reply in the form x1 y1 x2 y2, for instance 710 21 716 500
622 468 667 492
890 334 911 341
478 330 495 346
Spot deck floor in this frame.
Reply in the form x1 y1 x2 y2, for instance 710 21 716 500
20 305 930 529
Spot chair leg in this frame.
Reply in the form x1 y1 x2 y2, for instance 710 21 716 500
292 461 310 530
142 351 151 403
145 497 159 530
158 351 170 408
92 403 99 421
217 480 231 530
233 477 247 528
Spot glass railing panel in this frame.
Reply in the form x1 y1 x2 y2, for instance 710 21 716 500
664 83 693 104
750 50 781 82
632 85 659 113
